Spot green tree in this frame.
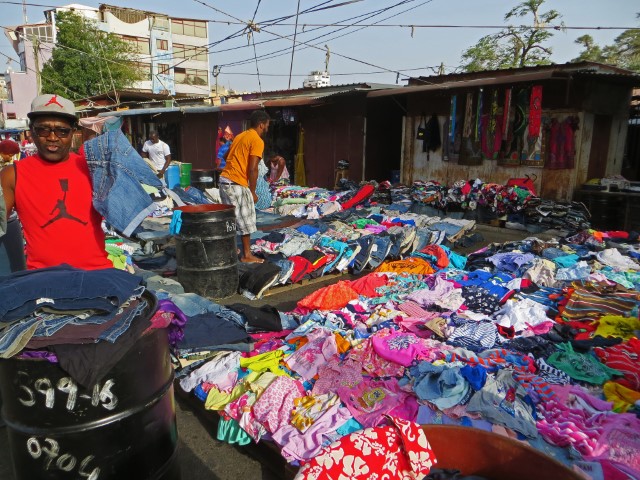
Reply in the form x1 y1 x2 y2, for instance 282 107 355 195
606 16 640 72
570 14 640 72
460 0 563 72
41 10 145 99
572 34 606 63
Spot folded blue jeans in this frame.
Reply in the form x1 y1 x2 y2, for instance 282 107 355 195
0 265 144 322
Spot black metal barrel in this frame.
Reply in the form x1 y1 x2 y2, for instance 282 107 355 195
174 204 239 299
584 195 623 231
0 323 179 479
190 169 216 191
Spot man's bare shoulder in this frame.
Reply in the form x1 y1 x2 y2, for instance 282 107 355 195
0 163 16 184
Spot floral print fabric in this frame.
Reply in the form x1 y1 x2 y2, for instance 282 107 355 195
295 416 435 480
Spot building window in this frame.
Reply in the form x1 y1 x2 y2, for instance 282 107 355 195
135 63 153 80
171 19 207 38
151 16 169 31
21 25 53 43
173 43 207 62
156 39 168 51
158 63 170 75
7 113 16 119
174 67 208 86
121 35 150 55
104 6 146 24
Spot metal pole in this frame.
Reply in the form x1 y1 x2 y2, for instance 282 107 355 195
212 65 221 98
287 0 301 90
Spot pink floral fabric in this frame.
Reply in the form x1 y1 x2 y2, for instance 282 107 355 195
253 375 305 434
286 328 339 381
312 357 363 396
347 337 405 378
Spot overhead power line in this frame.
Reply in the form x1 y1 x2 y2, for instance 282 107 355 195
213 0 426 69
210 22 640 31
2 1 637 31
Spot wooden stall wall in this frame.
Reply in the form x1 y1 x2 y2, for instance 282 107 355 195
180 112 218 170
300 99 366 188
401 80 632 201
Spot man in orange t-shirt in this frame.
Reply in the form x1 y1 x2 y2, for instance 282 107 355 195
219 110 270 263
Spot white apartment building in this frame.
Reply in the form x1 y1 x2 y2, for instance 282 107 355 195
1 4 210 126
85 4 211 96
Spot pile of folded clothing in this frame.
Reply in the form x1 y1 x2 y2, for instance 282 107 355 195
410 179 537 215
523 199 591 233
0 265 178 387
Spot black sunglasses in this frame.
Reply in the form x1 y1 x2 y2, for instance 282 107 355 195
32 126 74 139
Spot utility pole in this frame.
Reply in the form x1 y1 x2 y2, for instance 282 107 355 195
212 65 221 98
22 0 28 24
33 36 41 95
287 0 301 90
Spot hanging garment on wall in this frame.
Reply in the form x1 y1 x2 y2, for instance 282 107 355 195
528 85 543 139
422 114 442 159
459 92 483 166
488 90 499 139
462 93 474 139
449 95 457 143
481 114 503 160
546 116 580 169
524 136 544 166
502 88 512 137
475 89 483 142
416 115 427 141
500 88 528 166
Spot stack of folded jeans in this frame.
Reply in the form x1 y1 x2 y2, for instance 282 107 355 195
0 265 152 386
523 199 590 232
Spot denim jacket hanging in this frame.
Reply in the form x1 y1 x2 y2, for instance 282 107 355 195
83 130 163 236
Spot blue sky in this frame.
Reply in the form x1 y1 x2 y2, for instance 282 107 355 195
1 0 638 93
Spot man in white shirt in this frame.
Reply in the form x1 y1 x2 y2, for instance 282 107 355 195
141 131 171 177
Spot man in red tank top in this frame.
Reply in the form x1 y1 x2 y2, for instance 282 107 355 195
0 94 112 270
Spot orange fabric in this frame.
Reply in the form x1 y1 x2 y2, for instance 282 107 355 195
287 336 309 349
297 280 359 311
349 273 388 297
419 245 450 269
375 258 436 275
220 128 264 187
334 333 351 354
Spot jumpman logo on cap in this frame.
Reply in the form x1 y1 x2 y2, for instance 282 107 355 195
44 95 64 108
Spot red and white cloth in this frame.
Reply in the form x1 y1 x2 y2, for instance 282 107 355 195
295 416 435 480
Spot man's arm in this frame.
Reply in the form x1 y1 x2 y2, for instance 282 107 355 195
0 164 16 216
247 155 260 203
273 156 285 182
141 143 149 159
160 154 171 176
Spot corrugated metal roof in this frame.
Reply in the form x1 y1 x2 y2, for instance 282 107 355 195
97 105 220 117
405 61 635 86
247 82 397 98
570 70 640 84
368 70 569 98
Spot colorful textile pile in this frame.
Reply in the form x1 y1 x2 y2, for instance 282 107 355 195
172 228 640 478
